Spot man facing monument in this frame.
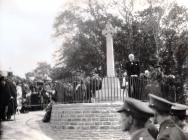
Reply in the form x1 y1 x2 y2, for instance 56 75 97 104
125 54 140 99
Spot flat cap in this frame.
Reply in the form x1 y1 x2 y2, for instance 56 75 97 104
118 98 154 120
171 103 188 120
149 94 173 113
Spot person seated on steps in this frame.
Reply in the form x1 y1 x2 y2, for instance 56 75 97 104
42 96 56 122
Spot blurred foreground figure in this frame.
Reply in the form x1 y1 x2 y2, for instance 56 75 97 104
117 98 155 140
149 94 187 140
0 120 2 139
171 103 188 138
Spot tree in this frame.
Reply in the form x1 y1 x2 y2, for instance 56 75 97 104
160 3 188 75
25 72 35 80
53 0 161 75
50 67 73 80
33 62 52 80
52 0 188 102
53 0 188 78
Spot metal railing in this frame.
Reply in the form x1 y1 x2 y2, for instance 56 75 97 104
54 75 181 104
55 76 150 103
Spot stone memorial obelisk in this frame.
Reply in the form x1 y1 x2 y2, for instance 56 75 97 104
102 22 115 77
95 22 125 102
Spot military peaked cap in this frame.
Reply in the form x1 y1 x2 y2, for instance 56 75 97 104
118 98 154 120
171 103 188 120
149 94 173 113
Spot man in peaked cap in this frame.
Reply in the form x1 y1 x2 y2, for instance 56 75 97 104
117 97 155 140
171 103 188 129
148 94 187 140
171 103 188 138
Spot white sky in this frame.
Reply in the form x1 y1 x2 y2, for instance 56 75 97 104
0 0 188 78
0 0 66 77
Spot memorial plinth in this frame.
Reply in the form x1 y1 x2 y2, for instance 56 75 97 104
95 77 126 102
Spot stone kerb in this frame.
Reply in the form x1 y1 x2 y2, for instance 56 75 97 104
50 102 123 130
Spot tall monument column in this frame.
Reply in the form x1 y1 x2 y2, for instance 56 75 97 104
102 22 115 77
95 22 127 102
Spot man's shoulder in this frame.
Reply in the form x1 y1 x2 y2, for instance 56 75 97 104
126 61 139 65
126 61 131 64
160 119 176 129
158 121 187 140
132 128 155 140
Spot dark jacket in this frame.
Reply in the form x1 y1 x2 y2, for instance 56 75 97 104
157 119 187 140
131 128 155 140
125 61 140 76
0 82 11 107
7 81 17 99
4 81 17 116
146 123 159 139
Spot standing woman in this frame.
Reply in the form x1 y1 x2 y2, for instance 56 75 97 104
16 82 22 114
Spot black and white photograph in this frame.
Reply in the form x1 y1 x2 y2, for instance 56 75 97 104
0 0 188 139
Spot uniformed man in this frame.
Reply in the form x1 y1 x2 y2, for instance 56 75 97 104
125 54 140 99
117 97 155 140
171 103 188 138
148 94 187 140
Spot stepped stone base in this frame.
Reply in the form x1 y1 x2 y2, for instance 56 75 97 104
95 77 128 102
50 102 124 130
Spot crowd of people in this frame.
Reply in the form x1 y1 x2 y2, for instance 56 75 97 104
55 72 102 103
0 73 57 121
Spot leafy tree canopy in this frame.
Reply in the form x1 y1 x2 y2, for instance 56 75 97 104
53 0 188 80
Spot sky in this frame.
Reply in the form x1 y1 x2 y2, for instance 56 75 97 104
0 0 188 78
0 0 66 77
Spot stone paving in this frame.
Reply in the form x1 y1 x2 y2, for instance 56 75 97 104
1 111 60 140
1 111 129 140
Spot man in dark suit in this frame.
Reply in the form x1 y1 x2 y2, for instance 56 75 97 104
117 98 155 140
6 80 17 120
148 94 187 140
125 54 140 99
0 76 11 120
